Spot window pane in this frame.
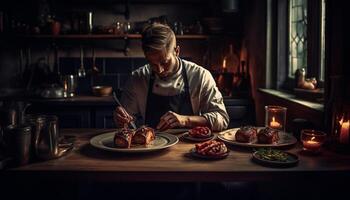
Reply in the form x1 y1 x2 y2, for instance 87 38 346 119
289 0 307 78
320 0 326 81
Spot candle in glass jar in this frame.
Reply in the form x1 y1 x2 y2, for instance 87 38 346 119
303 139 321 151
270 117 281 129
339 118 349 144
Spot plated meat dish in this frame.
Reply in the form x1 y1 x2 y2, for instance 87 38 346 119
195 140 228 157
189 126 212 138
114 126 155 148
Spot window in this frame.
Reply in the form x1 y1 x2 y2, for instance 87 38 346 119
289 0 308 78
272 0 326 90
320 0 326 82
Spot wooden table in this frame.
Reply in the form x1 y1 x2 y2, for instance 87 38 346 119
2 129 350 182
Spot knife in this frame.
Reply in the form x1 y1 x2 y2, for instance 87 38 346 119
112 92 137 129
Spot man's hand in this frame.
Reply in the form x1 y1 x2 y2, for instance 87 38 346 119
113 106 134 128
156 111 189 131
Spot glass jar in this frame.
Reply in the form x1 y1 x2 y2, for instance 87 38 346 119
301 129 327 153
265 106 287 132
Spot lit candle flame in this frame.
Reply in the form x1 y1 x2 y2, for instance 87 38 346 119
270 117 281 129
310 136 315 141
222 58 226 69
339 116 349 144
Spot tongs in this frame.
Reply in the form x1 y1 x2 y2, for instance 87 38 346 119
112 92 137 129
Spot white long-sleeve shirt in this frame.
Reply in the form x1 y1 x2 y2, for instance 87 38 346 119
120 58 229 131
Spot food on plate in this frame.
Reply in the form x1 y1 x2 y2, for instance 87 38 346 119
195 140 228 156
189 126 212 138
114 126 155 148
132 126 155 145
235 126 257 143
257 127 279 144
114 128 135 148
254 148 289 162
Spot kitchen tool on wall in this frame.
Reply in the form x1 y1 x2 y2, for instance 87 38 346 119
53 43 60 76
77 45 86 78
91 46 99 75
221 0 239 13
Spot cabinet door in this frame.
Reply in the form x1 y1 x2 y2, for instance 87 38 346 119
95 107 115 128
55 110 91 128
28 105 91 128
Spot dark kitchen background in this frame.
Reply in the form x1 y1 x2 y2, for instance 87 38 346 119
0 0 348 133
1 1 350 200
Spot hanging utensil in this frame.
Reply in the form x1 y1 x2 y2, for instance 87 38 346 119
77 46 86 78
91 46 99 75
25 47 35 91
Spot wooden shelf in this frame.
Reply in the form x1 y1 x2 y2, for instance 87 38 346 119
13 34 209 40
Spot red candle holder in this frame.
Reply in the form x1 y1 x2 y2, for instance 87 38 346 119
301 129 326 153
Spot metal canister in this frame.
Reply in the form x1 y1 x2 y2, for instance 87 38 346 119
25 114 45 160
4 125 32 166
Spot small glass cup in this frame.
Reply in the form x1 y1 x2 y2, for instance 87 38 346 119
265 106 287 132
301 129 327 153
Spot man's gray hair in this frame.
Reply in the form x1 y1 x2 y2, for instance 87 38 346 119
141 23 176 52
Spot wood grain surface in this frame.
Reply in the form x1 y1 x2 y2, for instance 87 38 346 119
2 129 350 182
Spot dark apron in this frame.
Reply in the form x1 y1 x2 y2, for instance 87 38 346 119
145 58 194 128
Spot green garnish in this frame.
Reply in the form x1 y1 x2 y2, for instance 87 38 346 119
254 148 289 162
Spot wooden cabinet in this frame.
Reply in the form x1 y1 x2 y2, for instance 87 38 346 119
28 105 91 128
94 107 115 128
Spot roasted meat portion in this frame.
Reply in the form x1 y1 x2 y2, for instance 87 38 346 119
114 128 134 148
235 126 257 143
257 127 279 144
132 126 155 145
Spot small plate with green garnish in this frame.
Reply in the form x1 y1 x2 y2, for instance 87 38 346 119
252 148 299 168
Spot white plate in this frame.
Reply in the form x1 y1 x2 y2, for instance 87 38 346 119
90 132 179 153
218 127 297 148
160 129 189 135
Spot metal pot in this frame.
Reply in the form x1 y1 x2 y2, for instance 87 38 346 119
39 84 65 98
25 114 73 160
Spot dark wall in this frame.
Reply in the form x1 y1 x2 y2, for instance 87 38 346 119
240 0 267 126
0 1 244 96
0 1 214 94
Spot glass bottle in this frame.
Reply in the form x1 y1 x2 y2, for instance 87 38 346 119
224 44 239 73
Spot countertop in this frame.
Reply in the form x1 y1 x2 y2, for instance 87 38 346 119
2 129 350 182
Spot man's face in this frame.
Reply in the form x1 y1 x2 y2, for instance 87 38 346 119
145 47 179 78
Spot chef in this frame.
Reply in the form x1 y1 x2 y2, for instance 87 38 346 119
114 23 229 131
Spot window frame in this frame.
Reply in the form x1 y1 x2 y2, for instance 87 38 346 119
275 0 325 91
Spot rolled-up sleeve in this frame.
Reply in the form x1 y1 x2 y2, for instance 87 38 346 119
199 71 229 131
